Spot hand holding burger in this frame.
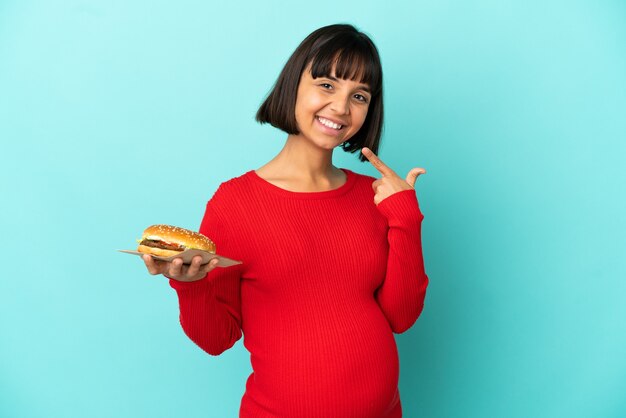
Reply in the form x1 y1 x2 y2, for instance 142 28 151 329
139 224 219 282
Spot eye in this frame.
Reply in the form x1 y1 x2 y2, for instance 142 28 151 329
319 83 333 89
353 94 369 103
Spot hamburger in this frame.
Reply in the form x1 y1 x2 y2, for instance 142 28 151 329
137 224 216 258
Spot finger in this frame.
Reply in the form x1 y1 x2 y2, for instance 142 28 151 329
361 147 396 177
193 258 219 280
144 255 168 275
168 257 184 278
186 255 204 277
405 167 426 187
201 258 220 275
371 178 383 191
143 255 159 275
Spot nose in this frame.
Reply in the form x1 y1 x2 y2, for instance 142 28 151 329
329 94 350 115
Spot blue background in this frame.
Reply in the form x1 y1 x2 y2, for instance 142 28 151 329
1 1 625 417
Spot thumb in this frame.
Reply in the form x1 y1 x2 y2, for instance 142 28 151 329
405 168 426 187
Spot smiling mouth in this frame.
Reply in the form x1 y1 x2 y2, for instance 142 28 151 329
316 116 344 130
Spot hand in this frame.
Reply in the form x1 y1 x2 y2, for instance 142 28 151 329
142 254 219 282
361 147 426 205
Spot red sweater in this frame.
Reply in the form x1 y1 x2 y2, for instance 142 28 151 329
169 168 429 418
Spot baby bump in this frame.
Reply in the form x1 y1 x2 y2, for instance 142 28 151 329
246 303 400 417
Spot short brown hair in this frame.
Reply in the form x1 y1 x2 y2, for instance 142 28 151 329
256 24 384 162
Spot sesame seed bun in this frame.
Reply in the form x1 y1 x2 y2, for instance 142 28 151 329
137 224 216 257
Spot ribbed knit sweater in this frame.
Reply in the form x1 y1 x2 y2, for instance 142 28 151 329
169 168 429 418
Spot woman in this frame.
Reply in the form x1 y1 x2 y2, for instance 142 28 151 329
143 23 429 418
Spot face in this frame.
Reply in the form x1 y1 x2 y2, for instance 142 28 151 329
293 65 372 150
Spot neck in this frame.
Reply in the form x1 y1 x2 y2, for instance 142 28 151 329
255 134 348 192
264 134 339 179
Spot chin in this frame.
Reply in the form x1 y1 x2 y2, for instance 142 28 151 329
302 136 343 151
319 141 344 151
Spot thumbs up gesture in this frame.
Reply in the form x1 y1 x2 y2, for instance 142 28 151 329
361 147 426 205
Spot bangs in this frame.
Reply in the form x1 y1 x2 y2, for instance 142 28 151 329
308 39 382 96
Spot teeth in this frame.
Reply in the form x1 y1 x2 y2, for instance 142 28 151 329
318 117 342 130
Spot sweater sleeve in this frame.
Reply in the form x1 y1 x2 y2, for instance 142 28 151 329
374 189 429 334
169 196 243 356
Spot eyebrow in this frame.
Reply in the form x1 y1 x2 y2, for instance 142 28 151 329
323 75 371 94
